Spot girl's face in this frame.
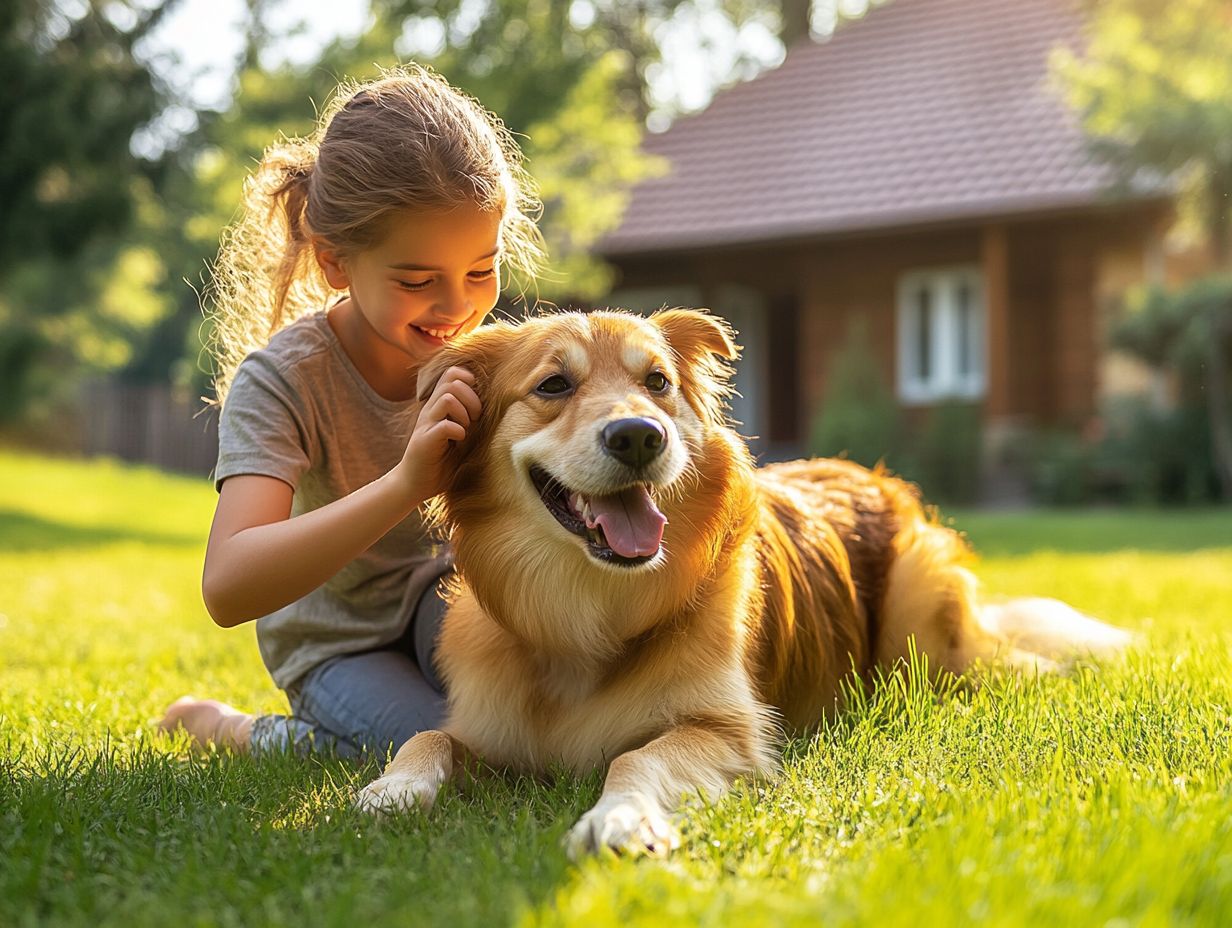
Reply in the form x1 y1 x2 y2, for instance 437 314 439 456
316 203 504 364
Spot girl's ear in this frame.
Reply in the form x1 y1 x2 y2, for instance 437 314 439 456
312 237 350 290
652 307 740 426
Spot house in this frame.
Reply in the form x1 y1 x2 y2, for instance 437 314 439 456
598 0 1172 483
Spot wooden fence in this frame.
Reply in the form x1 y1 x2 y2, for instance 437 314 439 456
78 381 219 477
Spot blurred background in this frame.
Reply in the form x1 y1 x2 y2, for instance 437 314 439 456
1 0 1228 507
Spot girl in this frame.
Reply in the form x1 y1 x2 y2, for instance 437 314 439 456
159 64 544 758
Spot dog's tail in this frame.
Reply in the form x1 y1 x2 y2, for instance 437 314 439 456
877 518 1134 675
977 597 1134 665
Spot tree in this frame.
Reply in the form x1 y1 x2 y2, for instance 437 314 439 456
0 0 174 274
0 0 178 422
1056 0 1232 497
1111 277 1232 499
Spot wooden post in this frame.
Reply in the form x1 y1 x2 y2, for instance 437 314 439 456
1055 241 1096 423
982 224 1011 419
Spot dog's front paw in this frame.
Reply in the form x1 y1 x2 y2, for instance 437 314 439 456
565 793 680 860
354 772 440 815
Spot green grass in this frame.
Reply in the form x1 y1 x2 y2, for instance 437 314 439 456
2 449 1231 927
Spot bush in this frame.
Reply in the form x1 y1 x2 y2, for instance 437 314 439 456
809 320 903 468
904 400 983 505
1028 398 1221 506
808 322 984 504
1028 430 1095 505
1098 399 1219 504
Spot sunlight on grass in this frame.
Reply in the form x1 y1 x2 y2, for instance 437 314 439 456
2 449 1231 926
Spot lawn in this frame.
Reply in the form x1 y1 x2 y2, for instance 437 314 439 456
2 449 1231 927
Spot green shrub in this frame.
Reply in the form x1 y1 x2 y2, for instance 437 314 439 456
807 322 986 503
1097 399 1219 504
1028 398 1221 506
809 319 902 468
906 400 984 504
1028 430 1095 506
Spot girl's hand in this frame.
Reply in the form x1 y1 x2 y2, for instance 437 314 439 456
396 366 481 504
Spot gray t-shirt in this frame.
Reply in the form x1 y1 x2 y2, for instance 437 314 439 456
213 310 449 689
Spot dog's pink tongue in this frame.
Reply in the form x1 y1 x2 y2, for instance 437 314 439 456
590 486 667 558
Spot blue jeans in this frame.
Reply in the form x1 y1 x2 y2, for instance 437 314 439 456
249 571 450 760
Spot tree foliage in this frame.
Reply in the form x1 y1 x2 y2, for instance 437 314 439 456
0 0 172 274
0 0 176 422
1055 0 1232 263
1056 0 1232 498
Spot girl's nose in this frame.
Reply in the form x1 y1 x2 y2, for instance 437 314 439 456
432 282 471 322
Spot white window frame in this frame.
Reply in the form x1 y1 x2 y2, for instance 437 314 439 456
896 267 987 405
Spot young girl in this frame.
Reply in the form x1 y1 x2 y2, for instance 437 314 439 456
160 64 543 758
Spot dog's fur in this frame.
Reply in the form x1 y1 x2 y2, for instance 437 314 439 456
355 308 1130 856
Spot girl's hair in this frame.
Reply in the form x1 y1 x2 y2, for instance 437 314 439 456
205 63 545 403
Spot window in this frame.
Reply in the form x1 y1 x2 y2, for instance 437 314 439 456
896 268 986 404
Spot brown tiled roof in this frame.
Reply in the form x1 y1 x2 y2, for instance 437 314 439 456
600 0 1165 256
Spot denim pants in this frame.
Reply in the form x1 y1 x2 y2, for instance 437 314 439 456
248 571 450 760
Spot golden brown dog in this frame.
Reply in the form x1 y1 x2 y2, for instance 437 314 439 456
354 308 1130 856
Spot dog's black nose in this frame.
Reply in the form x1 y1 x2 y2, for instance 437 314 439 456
601 417 666 469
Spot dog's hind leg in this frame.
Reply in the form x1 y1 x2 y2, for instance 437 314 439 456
875 520 1133 676
874 521 1001 676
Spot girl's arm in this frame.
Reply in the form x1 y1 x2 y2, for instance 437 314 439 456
202 366 479 628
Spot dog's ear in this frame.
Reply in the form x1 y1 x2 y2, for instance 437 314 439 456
417 320 517 404
652 307 740 426
416 343 478 406
652 307 739 363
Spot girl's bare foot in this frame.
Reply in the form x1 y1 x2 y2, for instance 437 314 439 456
159 697 255 752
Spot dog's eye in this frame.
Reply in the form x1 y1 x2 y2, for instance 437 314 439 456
534 374 573 397
645 371 670 393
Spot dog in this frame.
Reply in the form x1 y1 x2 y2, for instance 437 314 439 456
354 307 1131 857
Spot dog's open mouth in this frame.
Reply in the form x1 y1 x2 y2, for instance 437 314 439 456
529 466 666 567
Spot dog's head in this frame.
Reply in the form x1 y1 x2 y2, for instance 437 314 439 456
415 308 744 576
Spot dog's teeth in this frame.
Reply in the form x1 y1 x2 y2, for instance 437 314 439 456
582 500 594 525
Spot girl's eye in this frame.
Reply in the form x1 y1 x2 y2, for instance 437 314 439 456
534 374 573 397
645 371 670 393
397 279 432 291
469 268 497 281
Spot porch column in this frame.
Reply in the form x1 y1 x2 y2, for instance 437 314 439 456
982 223 1011 418
1055 243 1097 423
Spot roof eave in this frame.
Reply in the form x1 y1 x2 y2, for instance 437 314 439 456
598 189 1174 262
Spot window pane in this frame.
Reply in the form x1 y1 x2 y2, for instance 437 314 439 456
917 287 931 381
